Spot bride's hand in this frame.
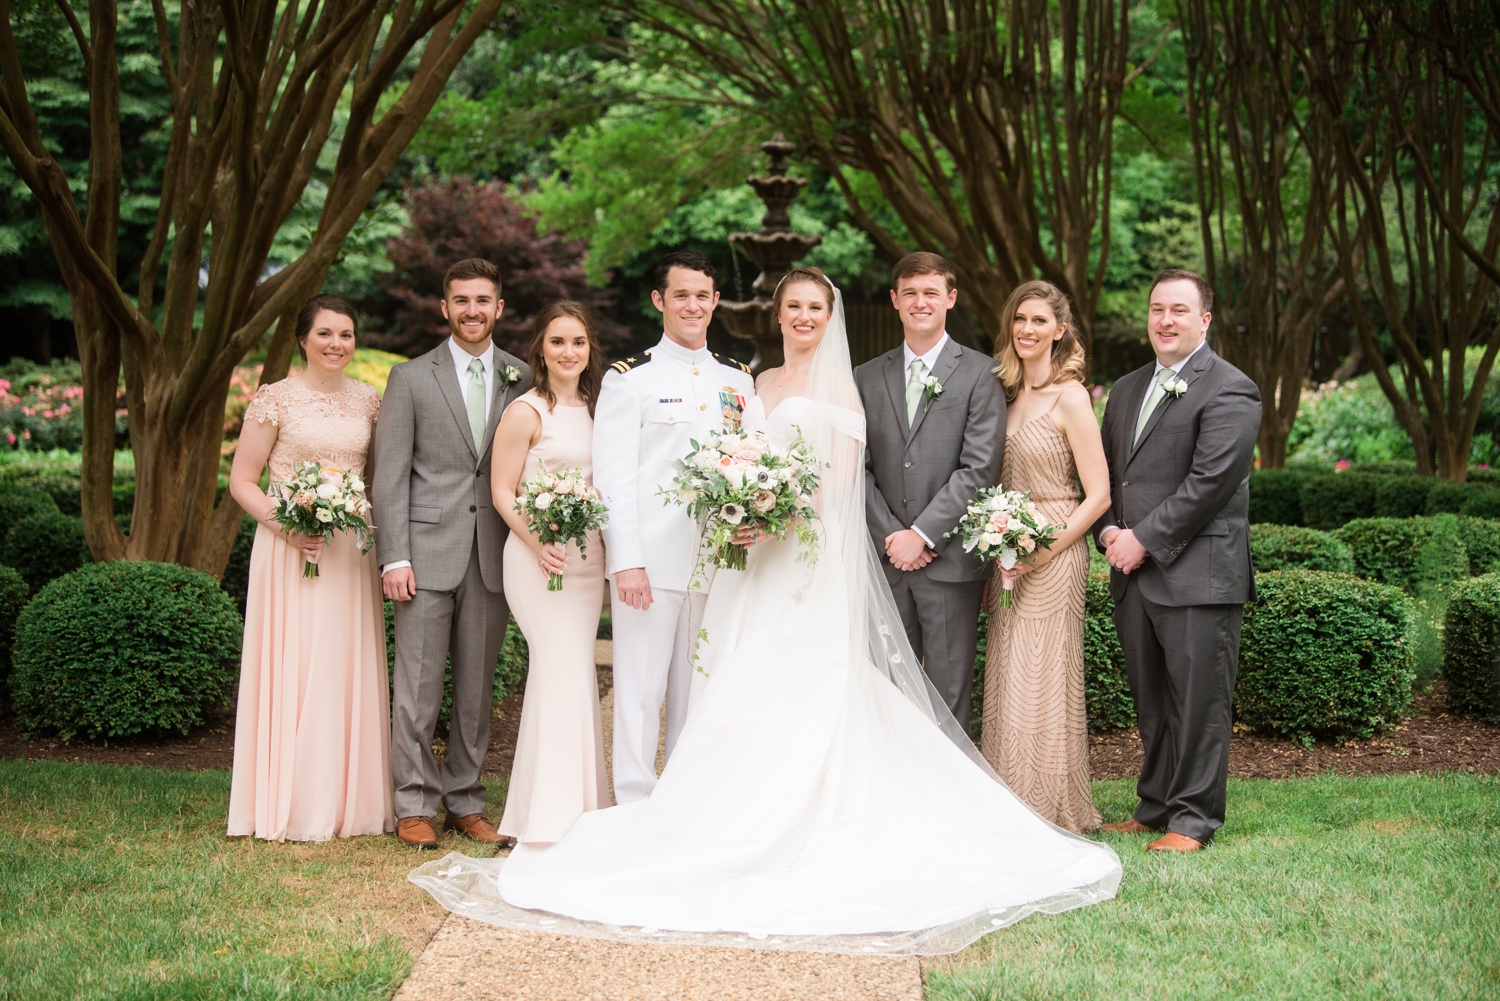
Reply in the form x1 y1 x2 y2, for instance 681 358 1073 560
730 524 765 547
537 541 568 575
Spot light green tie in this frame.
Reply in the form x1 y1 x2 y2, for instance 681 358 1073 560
466 357 487 453
905 359 926 424
1134 367 1177 446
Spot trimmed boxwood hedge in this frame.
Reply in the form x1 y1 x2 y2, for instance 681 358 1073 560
1249 524 1355 573
1248 468 1311 526
1299 473 1378 529
9 561 243 740
0 487 60 537
0 563 29 701
1084 573 1135 731
1440 575 1500 721
2 512 91 592
1458 516 1500 576
1373 475 1431 518
1334 515 1470 591
1238 570 1416 745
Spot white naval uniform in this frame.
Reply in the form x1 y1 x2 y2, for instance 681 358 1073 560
593 334 755 804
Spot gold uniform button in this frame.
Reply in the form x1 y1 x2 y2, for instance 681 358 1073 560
692 367 700 375
700 403 707 411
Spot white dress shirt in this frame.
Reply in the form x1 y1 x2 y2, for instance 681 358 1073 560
900 332 950 548
1103 340 1208 542
383 339 497 576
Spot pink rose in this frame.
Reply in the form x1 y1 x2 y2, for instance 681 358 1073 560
990 512 1009 531
733 449 761 463
751 489 776 513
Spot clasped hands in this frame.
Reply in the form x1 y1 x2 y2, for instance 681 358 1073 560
1101 526 1149 574
884 528 934 572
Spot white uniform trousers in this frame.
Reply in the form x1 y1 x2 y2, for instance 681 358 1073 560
610 583 696 803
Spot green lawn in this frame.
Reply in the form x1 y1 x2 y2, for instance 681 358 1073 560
1 763 1496 1000
0 761 504 1001
927 774 1500 1000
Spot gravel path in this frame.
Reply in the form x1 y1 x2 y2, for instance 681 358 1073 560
392 916 923 1001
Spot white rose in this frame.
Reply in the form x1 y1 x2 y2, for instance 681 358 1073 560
315 508 334 523
677 488 697 503
718 435 742 454
722 463 748 490
315 482 338 499
981 532 1004 549
350 477 365 493
535 492 554 510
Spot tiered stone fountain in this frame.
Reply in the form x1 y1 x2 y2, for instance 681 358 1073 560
715 135 822 373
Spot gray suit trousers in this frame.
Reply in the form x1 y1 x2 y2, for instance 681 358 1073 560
1113 576 1242 843
886 572 985 723
391 540 508 819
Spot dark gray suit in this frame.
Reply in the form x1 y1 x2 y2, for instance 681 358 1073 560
1093 345 1259 843
372 342 531 821
855 338 1004 720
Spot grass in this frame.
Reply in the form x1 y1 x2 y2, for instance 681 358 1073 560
925 773 1500 1000
0 761 505 1001
2 762 1496 999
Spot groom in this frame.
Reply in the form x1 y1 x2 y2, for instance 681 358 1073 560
373 257 531 849
855 252 1004 723
1094 268 1260 852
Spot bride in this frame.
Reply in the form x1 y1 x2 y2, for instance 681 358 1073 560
413 268 1121 955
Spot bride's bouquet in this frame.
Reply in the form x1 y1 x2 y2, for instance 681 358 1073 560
666 428 822 573
945 485 1063 608
270 460 375 578
513 463 608 591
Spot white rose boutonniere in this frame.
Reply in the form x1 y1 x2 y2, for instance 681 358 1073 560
922 375 944 410
503 365 523 386
1163 376 1188 399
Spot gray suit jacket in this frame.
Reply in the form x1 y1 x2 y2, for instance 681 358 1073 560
1092 346 1261 606
855 338 1005 585
371 342 531 593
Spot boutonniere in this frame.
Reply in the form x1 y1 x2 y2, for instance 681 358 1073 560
1162 377 1188 399
922 376 944 410
502 365 522 386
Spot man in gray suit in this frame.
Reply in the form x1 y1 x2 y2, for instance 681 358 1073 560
854 252 1005 722
1094 268 1260 853
372 258 531 850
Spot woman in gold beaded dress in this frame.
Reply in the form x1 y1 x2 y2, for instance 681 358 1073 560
982 281 1111 833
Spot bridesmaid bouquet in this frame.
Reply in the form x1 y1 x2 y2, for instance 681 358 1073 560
513 463 608 591
270 460 375 578
946 485 1063 608
665 428 822 574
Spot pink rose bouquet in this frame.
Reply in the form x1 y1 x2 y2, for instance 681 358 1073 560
945 485 1063 608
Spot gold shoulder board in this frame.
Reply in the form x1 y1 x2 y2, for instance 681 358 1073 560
713 352 753 375
610 351 651 374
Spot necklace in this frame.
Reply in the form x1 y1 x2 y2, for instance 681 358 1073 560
775 365 810 389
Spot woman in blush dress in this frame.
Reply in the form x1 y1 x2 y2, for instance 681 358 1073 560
982 280 1112 833
490 301 610 846
227 294 392 842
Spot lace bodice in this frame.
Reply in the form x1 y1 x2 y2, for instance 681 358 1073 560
244 377 381 481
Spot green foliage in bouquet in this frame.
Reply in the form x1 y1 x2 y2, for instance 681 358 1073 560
1298 473 1377 529
10 562 243 740
1084 573 1136 732
0 563 29 703
0 486 59 538
1239 570 1416 745
1247 468 1312 526
383 601 530 731
1249 525 1355 573
1440 574 1500 722
1334 515 1470 592
2 512 91 592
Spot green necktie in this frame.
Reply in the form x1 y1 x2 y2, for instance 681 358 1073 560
905 358 926 424
466 357 487 453
1134 367 1177 446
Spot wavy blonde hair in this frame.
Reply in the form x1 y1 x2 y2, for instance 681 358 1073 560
993 280 1087 401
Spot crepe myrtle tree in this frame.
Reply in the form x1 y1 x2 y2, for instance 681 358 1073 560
0 0 503 572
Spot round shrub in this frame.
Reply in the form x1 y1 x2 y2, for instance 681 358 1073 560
1441 574 1500 722
1250 524 1355 573
9 561 243 740
1334 516 1470 592
2 512 91 592
0 563 29 699
1424 479 1488 515
1299 473 1377 529
1373 475 1431 518
1239 570 1416 744
0 487 60 537
1084 573 1135 731
1459 488 1500 520
1248 468 1311 526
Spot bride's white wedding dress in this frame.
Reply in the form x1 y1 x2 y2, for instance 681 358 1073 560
411 297 1121 956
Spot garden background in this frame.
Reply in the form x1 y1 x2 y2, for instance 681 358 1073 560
0 0 1497 997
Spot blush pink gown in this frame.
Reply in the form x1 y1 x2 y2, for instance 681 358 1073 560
227 377 394 841
498 391 609 844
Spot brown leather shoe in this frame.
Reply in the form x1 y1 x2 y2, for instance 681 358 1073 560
1147 832 1206 852
1100 818 1156 834
397 816 439 849
444 812 515 846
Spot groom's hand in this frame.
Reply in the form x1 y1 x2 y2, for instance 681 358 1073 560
615 567 654 611
383 566 417 602
1105 528 1148 574
885 529 934 572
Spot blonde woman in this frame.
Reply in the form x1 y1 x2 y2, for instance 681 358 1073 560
982 280 1111 833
